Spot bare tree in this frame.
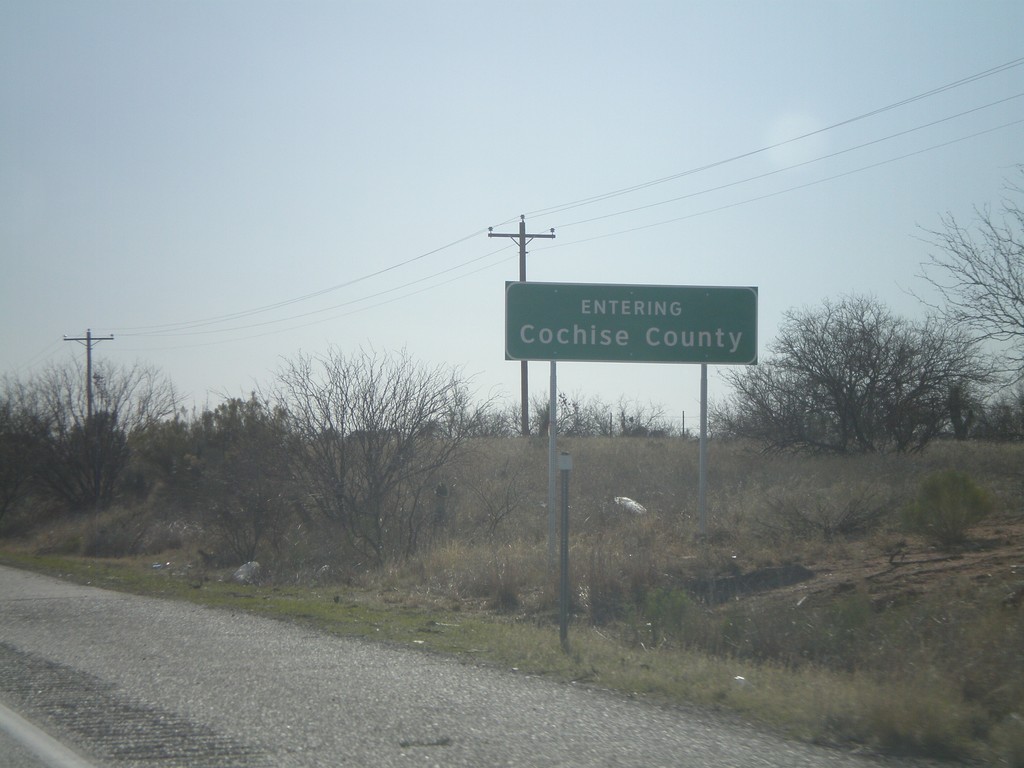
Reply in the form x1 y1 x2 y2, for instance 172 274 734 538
273 348 476 565
916 168 1024 381
973 381 1024 440
615 396 672 437
717 295 988 453
0 378 47 524
467 400 521 437
532 390 611 437
532 391 671 437
712 362 817 449
29 359 178 509
189 396 296 564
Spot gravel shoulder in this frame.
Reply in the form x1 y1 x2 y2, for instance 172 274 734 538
0 565 953 768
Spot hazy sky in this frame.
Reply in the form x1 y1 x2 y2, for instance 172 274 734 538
2 1 1022 430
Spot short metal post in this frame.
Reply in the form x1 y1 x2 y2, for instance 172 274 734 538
548 362 557 566
559 451 572 653
698 364 708 538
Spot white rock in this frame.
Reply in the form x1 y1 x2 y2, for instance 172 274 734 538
614 496 647 514
232 561 262 585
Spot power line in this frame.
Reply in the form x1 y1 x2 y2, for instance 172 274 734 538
524 56 1024 220
538 118 1024 249
105 58 1024 348
554 93 1024 231
11 339 63 376
115 250 520 351
121 244 516 339
113 228 490 335
111 56 1024 341
112 115 1023 349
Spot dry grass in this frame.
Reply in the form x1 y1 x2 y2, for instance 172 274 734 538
4 437 1023 764
425 437 1024 764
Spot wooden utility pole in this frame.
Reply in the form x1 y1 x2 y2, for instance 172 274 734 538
489 215 555 436
63 329 114 421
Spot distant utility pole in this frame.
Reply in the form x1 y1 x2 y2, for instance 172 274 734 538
63 329 114 421
489 215 555 436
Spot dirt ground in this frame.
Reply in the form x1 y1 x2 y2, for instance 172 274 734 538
756 516 1024 612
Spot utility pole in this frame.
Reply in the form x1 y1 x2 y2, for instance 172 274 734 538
489 215 555 436
63 329 114 422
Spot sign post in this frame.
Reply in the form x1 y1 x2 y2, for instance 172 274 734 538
559 451 572 653
548 362 558 565
506 281 758 645
699 363 709 537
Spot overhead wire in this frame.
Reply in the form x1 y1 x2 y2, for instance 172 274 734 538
9 339 64 377
127 244 516 339
116 115 1023 352
539 119 1024 248
207 114 1024 335
113 228 492 334
113 246 521 351
135 252 523 350
553 93 1024 231
524 56 1024 220
277 116 1024 326
108 56 1024 348
117 117 1022 347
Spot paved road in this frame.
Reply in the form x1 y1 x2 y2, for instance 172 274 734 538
0 726 52 768
0 698 95 768
0 717 56 768
0 565 945 768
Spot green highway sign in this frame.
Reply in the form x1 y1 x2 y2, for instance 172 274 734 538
505 281 757 364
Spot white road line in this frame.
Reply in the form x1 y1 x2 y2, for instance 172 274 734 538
0 700 98 768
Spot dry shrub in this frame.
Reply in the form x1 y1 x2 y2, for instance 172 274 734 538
642 587 697 646
992 714 1024 768
36 508 176 558
422 540 545 613
264 519 368 585
902 469 993 548
578 545 634 625
889 585 1024 722
758 478 889 542
825 674 985 760
447 438 547 545
574 510 688 627
74 507 145 557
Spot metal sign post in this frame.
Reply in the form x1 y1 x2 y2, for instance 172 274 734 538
698 363 709 538
548 361 558 566
558 451 572 653
504 279 758 645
